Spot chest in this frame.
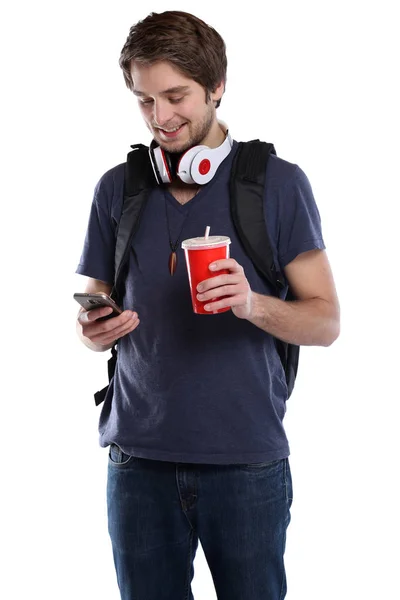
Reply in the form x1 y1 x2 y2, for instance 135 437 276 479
123 186 275 302
166 185 200 205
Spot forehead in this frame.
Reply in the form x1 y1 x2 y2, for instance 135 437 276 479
130 61 197 95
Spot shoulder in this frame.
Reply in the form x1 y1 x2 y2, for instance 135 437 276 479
266 154 309 190
233 141 310 191
94 162 125 200
92 162 126 221
264 154 317 216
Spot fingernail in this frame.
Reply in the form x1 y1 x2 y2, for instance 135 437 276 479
209 263 217 270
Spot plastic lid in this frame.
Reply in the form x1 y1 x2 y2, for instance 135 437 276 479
181 235 231 250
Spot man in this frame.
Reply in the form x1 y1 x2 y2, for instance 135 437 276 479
76 10 340 600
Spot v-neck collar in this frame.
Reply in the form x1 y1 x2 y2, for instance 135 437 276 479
162 140 239 212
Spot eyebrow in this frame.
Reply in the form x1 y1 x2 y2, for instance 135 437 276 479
133 85 190 97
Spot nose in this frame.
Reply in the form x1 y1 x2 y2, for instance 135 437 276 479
153 99 175 128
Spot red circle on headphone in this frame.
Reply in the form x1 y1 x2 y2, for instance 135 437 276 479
198 159 211 175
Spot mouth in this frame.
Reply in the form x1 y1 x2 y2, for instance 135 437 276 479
155 123 187 140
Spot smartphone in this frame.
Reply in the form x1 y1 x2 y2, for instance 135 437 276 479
73 292 122 320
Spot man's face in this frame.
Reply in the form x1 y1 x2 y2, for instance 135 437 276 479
130 61 223 154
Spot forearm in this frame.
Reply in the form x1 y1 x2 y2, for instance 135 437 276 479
248 292 340 347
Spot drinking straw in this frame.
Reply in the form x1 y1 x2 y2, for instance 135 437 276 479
204 226 210 239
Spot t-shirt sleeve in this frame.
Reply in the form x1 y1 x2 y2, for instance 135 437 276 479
277 166 325 268
75 172 117 284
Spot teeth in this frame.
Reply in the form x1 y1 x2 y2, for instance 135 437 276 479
161 125 182 133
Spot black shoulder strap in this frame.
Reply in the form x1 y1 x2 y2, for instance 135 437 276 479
230 140 299 399
94 144 154 407
229 140 286 293
110 144 155 303
94 345 117 406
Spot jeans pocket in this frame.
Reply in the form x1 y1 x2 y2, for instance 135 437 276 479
284 458 293 504
108 443 134 466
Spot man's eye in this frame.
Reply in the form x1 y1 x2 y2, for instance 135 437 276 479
169 97 184 104
140 99 153 106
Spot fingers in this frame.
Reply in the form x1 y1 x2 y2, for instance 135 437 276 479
80 309 140 345
201 294 249 313
78 306 113 324
94 314 140 345
197 284 239 302
196 262 251 310
208 259 244 274
201 297 232 312
197 273 244 294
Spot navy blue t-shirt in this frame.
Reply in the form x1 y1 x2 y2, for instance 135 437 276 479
76 141 325 464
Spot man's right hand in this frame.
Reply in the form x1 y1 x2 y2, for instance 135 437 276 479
78 307 140 347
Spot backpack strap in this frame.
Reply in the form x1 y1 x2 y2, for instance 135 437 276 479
229 140 286 292
229 140 299 398
94 144 155 406
111 143 155 303
94 345 117 406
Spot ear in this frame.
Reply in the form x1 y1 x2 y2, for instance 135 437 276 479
211 80 225 103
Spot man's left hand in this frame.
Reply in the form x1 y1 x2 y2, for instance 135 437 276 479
196 259 254 319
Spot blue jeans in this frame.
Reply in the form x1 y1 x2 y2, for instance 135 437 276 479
107 444 293 600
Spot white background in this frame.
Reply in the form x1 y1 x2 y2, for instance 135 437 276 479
1 1 399 598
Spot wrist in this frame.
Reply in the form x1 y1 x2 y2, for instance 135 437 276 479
248 292 266 323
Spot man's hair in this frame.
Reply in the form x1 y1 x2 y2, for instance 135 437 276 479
119 11 227 108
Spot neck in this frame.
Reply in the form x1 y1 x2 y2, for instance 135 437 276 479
166 181 200 205
200 120 227 149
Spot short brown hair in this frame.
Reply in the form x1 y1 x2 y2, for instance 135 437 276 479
119 11 227 108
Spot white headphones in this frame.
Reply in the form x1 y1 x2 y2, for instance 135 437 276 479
149 128 233 185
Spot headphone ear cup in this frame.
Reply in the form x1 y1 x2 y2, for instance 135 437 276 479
190 149 220 184
160 148 174 183
176 146 208 184
150 144 173 184
176 132 233 185
149 143 162 184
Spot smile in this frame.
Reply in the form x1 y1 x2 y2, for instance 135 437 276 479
156 123 187 139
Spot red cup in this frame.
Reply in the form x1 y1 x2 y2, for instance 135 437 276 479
181 235 231 314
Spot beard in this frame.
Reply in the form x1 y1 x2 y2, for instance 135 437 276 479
154 102 215 154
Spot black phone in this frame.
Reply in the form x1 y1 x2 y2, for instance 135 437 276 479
73 292 122 320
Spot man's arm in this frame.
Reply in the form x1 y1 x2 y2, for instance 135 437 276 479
76 278 115 352
196 249 340 347
248 249 340 347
